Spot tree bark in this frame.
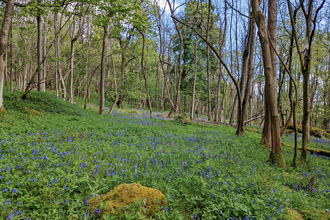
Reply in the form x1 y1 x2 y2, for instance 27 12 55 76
0 0 15 110
99 26 108 115
137 28 152 118
251 0 286 167
191 37 201 121
37 1 43 92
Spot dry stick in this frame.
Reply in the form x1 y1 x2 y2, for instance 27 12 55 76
244 114 265 125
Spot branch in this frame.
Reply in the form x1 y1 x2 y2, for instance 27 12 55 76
225 0 252 19
170 15 241 104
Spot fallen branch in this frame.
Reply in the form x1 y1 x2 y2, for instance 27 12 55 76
244 114 264 125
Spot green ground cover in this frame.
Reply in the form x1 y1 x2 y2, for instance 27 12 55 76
0 91 330 219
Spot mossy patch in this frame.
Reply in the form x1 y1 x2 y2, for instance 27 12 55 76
88 183 167 219
285 209 304 220
300 208 330 220
22 107 41 116
287 124 326 138
268 152 286 168
281 186 292 193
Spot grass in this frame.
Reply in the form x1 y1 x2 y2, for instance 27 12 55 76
0 91 330 219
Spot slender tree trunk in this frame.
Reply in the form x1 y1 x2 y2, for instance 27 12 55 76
220 75 226 123
99 26 108 115
42 21 47 92
9 24 13 92
137 29 152 118
37 1 43 92
109 38 119 115
236 15 256 135
207 45 212 121
191 37 201 121
167 0 184 117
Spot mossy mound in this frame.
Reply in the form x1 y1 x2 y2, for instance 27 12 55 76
4 91 89 116
285 209 304 220
22 107 41 116
281 186 293 193
300 208 330 220
88 183 167 219
174 115 191 125
268 152 286 168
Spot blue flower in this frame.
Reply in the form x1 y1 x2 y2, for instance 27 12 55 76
164 207 168 213
194 212 199 219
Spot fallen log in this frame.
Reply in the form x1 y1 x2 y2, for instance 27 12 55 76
281 142 330 157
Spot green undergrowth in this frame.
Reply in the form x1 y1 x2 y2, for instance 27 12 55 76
0 91 329 220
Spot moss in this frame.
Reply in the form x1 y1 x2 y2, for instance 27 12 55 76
88 183 167 219
281 186 293 193
268 152 286 168
285 209 304 220
22 107 41 116
288 124 326 138
0 108 6 124
300 208 330 220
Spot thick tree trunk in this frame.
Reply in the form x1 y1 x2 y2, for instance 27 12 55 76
301 0 313 164
252 0 286 167
0 0 15 110
99 26 108 115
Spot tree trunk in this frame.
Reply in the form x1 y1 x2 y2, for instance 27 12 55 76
109 38 119 115
99 26 108 115
301 0 313 164
137 28 152 118
42 20 47 92
252 0 286 167
191 38 201 121
0 0 15 110
236 15 256 135
37 4 43 92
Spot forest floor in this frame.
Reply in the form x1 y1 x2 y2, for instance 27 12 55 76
1 91 330 220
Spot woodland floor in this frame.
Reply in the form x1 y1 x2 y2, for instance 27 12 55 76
0 91 330 220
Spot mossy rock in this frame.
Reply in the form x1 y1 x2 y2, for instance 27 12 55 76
88 183 167 219
22 107 41 116
300 208 330 220
285 209 304 220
